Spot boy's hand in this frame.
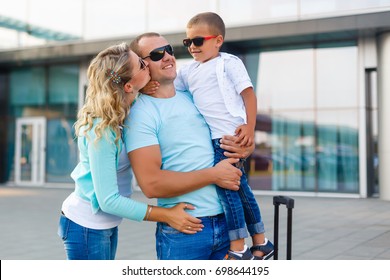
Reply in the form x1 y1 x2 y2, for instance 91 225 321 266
220 135 254 159
140 80 160 95
235 124 254 147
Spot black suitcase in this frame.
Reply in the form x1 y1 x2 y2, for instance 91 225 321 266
273 196 294 260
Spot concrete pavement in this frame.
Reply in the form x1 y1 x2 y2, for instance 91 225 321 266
0 186 390 260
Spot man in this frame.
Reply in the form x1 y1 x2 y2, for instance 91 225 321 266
124 33 254 260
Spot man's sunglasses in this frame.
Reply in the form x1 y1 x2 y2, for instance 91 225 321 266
182 36 218 47
142 44 174 62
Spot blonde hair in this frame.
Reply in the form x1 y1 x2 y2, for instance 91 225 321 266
75 42 134 144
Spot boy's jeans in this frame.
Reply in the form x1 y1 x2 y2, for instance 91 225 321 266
212 138 265 241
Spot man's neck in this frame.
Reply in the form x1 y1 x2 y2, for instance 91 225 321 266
151 82 176 99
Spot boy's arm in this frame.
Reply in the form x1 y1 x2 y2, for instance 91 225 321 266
235 87 257 146
140 80 160 95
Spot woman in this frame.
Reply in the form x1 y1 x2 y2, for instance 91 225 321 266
57 43 202 260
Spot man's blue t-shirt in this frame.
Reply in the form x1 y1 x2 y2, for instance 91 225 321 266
124 90 223 217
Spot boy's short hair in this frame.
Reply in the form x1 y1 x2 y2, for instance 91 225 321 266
187 12 225 38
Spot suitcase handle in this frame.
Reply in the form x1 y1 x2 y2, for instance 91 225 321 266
273 196 294 260
273 195 295 209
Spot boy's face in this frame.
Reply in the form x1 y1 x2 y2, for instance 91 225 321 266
185 23 223 63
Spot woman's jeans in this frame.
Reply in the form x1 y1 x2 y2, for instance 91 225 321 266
212 138 265 241
156 214 229 260
57 214 118 260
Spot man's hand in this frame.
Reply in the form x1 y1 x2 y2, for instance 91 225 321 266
213 158 242 190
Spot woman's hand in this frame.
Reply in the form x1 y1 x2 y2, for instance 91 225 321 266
165 203 203 234
220 135 255 159
213 158 242 191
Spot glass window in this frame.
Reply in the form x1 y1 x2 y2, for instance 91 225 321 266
270 112 316 192
316 47 358 108
257 49 315 112
10 67 45 106
253 45 359 194
47 65 79 117
48 65 79 104
316 110 359 193
8 64 79 184
46 118 78 183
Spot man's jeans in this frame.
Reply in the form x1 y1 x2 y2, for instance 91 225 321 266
156 213 229 259
212 138 265 241
58 214 118 260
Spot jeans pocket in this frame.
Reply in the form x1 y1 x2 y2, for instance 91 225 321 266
159 223 181 235
57 215 70 241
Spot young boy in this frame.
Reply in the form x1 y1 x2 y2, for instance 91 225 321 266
173 12 274 260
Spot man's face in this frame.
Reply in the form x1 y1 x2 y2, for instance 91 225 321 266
138 36 177 84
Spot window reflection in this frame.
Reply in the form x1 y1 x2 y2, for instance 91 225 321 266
253 45 359 194
10 68 45 106
316 110 359 192
317 47 358 108
9 64 79 184
46 118 78 183
258 49 314 111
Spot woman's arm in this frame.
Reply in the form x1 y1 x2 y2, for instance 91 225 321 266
145 203 203 234
87 132 203 233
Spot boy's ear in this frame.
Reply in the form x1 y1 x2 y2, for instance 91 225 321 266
216 35 224 48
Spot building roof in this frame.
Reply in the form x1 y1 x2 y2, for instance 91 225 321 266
1 11 390 66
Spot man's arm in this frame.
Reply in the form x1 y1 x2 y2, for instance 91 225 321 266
129 145 241 199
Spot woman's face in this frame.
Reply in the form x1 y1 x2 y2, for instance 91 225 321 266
126 51 150 102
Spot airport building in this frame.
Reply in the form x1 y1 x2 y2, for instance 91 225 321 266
1 0 390 200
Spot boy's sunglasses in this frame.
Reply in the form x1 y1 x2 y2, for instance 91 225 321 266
182 36 218 47
142 44 174 61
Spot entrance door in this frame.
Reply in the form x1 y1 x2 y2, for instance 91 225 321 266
14 117 46 186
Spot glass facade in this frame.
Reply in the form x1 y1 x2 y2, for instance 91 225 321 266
0 43 368 194
1 0 386 196
7 64 79 184
251 45 360 193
